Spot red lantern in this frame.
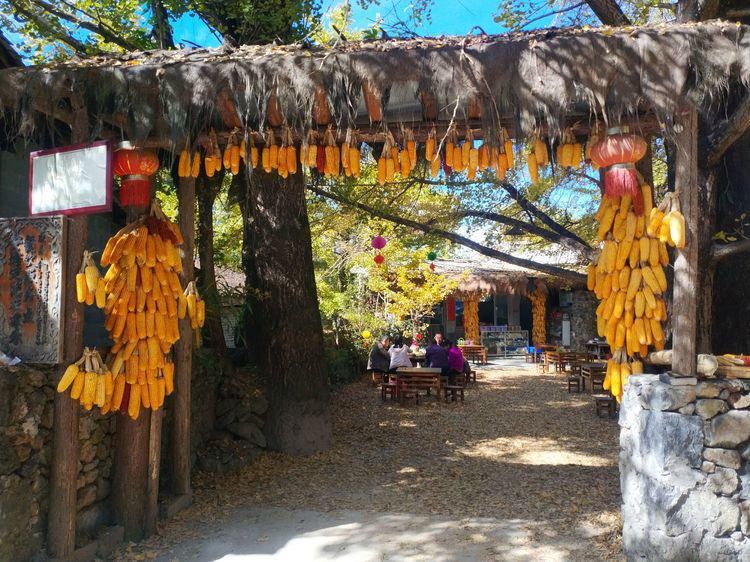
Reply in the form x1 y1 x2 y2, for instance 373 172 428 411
374 253 385 265
590 128 647 212
113 142 159 209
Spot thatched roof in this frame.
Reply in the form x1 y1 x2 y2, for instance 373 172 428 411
436 255 585 298
0 21 748 146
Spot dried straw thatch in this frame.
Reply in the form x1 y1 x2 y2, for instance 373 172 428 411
435 258 584 298
0 21 748 145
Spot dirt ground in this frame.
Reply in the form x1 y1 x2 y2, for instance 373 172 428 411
118 360 622 561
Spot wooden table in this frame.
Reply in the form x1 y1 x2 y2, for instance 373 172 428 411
394 367 442 405
458 344 487 365
580 362 607 393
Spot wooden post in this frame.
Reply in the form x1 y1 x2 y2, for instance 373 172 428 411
48 111 88 558
145 408 163 535
111 206 153 541
47 216 87 558
171 175 195 495
672 110 699 377
112 409 151 540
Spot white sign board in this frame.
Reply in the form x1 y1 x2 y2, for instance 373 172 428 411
29 140 112 216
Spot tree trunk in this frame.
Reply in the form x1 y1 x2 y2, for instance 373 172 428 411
196 174 227 353
245 170 331 454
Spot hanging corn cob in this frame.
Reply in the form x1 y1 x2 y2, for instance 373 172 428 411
97 201 188 419
183 281 206 345
57 348 114 413
75 250 104 307
589 181 673 403
528 287 547 345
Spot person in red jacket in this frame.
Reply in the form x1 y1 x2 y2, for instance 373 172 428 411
446 340 465 386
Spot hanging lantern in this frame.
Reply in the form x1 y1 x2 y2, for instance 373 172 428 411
427 251 437 262
590 127 647 212
371 235 387 250
429 263 436 272
113 142 159 209
361 330 371 339
374 253 385 265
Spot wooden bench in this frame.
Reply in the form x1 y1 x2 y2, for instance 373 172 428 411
459 344 487 366
395 368 442 405
594 394 617 418
441 373 465 402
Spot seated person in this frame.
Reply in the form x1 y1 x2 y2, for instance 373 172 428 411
367 335 391 383
425 333 449 371
446 340 465 385
388 336 412 372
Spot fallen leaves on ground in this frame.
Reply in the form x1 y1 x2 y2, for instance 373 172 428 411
116 364 623 560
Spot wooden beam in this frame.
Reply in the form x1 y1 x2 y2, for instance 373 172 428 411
419 90 438 121
216 90 243 130
171 175 195 496
671 110 699 377
136 113 667 150
313 85 331 126
710 238 750 263
706 92 750 167
47 109 88 559
362 80 383 123
467 96 483 120
266 93 283 128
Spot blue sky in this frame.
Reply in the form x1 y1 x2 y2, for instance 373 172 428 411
170 0 559 49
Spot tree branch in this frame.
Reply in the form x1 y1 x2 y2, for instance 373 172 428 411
710 239 750 263
150 0 175 49
499 181 592 248
521 2 586 29
308 185 586 282
454 209 593 256
0 30 23 68
707 92 750 167
585 0 631 26
11 1 90 54
27 0 140 50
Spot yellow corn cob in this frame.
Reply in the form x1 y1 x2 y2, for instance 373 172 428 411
57 364 80 393
527 152 539 182
128 384 141 419
76 273 88 303
70 371 85 400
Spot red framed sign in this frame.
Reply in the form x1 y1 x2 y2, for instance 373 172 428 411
29 140 112 216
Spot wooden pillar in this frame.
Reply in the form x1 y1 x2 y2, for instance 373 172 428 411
171 176 195 495
111 205 155 541
672 110 700 377
48 113 88 558
112 410 151 541
47 216 87 558
145 408 163 535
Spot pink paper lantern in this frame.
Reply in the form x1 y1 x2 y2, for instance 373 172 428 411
371 235 387 250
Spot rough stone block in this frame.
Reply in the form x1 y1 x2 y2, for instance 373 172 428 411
730 394 750 410
696 399 729 420
666 488 739 538
704 448 742 469
637 410 705 472
640 382 697 412
697 382 723 399
76 484 97 511
679 403 696 415
226 422 266 448
703 461 717 473
706 411 750 448
707 467 740 496
740 501 750 535
660 373 698 386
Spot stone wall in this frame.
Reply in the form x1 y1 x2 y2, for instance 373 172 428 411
0 365 115 561
570 290 597 351
620 374 750 561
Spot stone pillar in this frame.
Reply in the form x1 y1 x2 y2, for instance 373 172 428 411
620 374 750 560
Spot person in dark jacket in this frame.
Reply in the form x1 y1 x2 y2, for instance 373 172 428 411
367 335 391 383
424 333 449 370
